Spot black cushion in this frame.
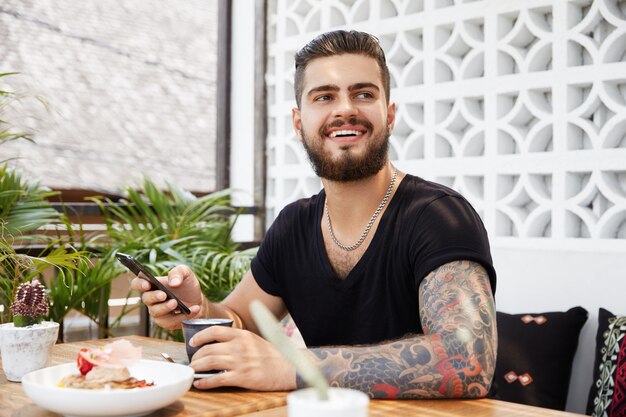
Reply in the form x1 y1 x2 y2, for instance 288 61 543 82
489 307 588 410
586 308 626 417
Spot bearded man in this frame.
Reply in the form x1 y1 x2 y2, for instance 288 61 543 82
132 30 497 399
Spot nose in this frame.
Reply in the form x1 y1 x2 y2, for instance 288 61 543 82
332 94 357 119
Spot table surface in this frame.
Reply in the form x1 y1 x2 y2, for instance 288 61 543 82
0 335 585 417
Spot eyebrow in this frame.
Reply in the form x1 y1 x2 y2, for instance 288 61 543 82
349 82 380 93
306 82 380 98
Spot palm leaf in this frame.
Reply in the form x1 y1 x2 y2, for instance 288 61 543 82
0 236 90 324
0 72 36 161
0 165 92 325
0 164 61 234
92 178 257 320
46 251 121 329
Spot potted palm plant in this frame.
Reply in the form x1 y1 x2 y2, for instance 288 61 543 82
0 72 92 341
92 179 257 339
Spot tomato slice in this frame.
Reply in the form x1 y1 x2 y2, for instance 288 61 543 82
77 348 94 375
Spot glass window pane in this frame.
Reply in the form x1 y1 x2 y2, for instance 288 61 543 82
0 0 218 193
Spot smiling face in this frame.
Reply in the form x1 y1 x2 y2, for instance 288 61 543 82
292 53 396 182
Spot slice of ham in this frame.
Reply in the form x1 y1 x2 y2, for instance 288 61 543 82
101 340 142 367
81 339 143 368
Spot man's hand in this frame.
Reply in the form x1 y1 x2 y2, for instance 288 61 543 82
189 325 297 392
130 264 203 330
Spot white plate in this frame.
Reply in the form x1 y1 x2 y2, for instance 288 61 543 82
22 359 194 417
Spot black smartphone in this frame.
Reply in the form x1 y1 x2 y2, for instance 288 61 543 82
116 252 191 315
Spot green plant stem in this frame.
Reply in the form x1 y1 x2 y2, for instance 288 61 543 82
13 315 40 327
10 260 19 322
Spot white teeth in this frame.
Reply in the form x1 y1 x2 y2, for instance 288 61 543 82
329 130 362 138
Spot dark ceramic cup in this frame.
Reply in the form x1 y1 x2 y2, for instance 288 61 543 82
182 318 233 365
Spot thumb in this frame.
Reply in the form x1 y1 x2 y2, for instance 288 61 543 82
168 264 194 286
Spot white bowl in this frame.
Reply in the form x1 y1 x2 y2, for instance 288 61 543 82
22 359 194 417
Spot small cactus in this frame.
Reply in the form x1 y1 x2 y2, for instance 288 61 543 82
10 279 49 327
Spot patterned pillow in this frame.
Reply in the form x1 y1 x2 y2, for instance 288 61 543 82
586 308 626 417
489 307 588 410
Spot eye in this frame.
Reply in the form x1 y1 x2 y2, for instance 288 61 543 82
313 94 332 102
355 91 374 99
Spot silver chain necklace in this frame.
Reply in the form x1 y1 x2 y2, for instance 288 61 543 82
325 167 398 251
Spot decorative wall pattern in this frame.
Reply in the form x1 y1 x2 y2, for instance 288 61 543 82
265 0 626 248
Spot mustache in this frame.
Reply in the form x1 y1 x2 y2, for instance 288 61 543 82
319 117 374 136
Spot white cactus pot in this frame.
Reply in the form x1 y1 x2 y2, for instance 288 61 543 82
0 321 59 382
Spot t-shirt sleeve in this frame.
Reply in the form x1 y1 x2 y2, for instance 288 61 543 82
410 195 497 293
250 210 285 297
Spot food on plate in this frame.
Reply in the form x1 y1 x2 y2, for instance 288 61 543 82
58 339 154 390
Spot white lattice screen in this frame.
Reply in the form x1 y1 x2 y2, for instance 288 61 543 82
265 0 626 251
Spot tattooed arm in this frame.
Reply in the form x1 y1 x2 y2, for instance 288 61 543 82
303 260 497 399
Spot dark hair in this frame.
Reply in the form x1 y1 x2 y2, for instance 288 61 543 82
294 30 390 108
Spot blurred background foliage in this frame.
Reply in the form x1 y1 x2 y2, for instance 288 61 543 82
1 72 255 341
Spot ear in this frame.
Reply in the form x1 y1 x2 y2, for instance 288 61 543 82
292 107 303 141
386 102 396 132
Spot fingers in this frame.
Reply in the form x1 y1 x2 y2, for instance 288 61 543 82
130 267 190 294
146 296 179 316
129 268 193 311
190 352 236 373
193 369 232 390
140 302 201 330
188 341 237 390
129 264 202 330
130 276 151 292
188 325 237 347
189 345 247 391
136 285 201 330
187 328 297 392
130 275 173 312
188 329 244 379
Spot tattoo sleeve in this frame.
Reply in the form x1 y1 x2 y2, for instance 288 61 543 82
303 260 497 399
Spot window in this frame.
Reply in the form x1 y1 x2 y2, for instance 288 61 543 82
0 0 222 194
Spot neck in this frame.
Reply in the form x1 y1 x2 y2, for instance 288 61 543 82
323 162 399 223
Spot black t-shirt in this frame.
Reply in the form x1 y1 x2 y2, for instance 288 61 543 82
251 174 496 347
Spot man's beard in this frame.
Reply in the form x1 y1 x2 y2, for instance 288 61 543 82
301 118 390 182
